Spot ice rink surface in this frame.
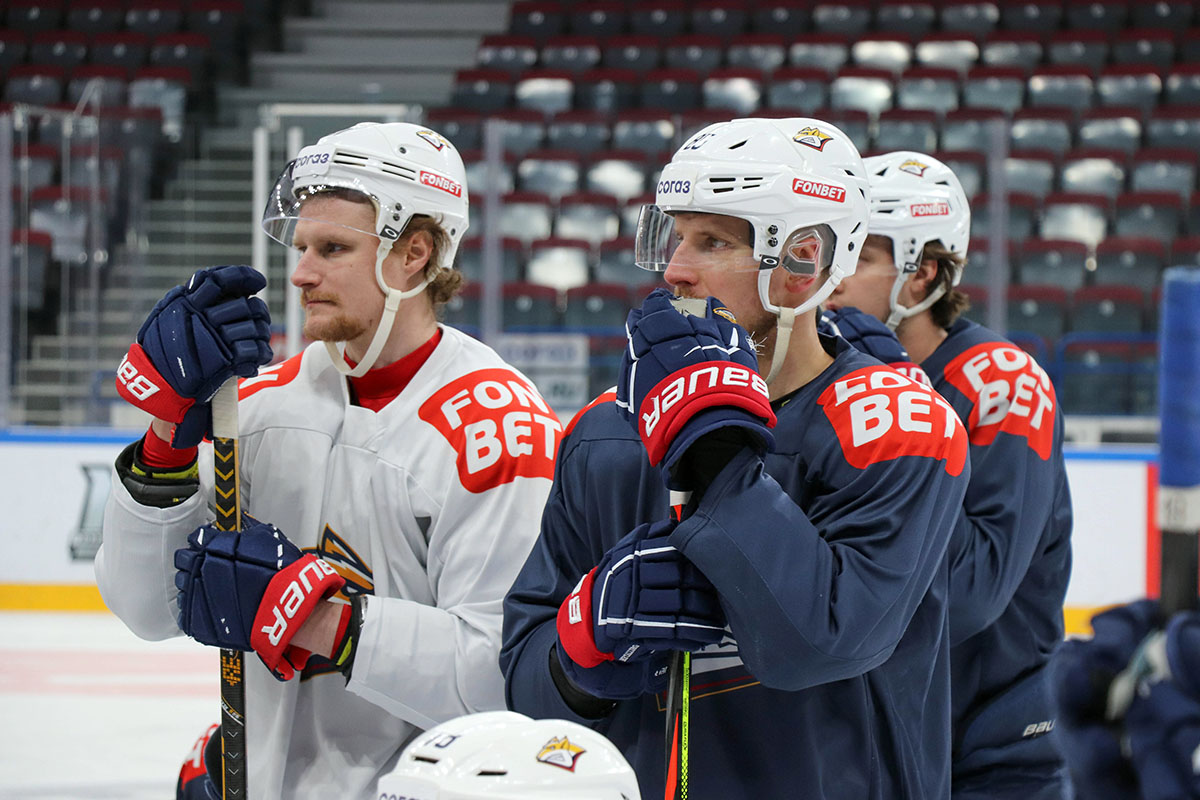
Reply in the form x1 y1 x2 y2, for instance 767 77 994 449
0 611 218 799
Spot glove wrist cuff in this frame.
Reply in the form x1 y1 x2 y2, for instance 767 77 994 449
556 568 613 669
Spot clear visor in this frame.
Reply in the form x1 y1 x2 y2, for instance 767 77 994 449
260 159 392 248
633 204 759 273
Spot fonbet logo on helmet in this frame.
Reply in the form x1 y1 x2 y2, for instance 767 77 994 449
792 178 846 203
911 202 950 217
419 170 462 197
536 736 586 771
793 126 833 151
898 159 929 177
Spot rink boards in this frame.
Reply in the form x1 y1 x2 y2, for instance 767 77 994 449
0 430 1162 635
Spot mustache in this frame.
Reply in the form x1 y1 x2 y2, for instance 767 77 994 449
302 292 337 304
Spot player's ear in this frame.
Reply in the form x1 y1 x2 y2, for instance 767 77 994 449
908 257 940 301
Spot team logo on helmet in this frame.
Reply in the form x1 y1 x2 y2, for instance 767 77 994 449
793 126 833 151
416 129 450 151
899 159 929 177
536 736 586 771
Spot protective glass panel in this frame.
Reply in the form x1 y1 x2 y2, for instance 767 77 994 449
633 204 759 273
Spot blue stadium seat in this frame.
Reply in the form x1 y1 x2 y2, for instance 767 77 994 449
1046 30 1109 74
1060 148 1128 200
915 34 980 73
514 69 575 115
830 67 893 116
727 34 787 74
1072 285 1146 334
556 191 620 245
896 67 959 114
517 149 581 199
812 0 873 36
941 2 1001 37
1094 237 1167 291
1005 149 1057 200
564 283 634 334
602 35 660 73
545 110 611 155
540 35 603 75
1077 106 1143 155
568 1 627 39
980 31 1042 68
963 66 1026 114
1028 66 1094 111
703 67 763 114
595 236 637 283
639 68 701 112
1130 148 1197 201
1112 28 1175 71
509 1 566 42
1007 284 1070 343
526 239 591 293
766 67 829 111
876 1 937 38
630 2 688 38
1097 65 1163 114
1041 192 1110 248
852 34 914 75
1114 191 1183 241
1018 239 1088 290
504 280 563 330
663 34 725 77
477 35 539 77
575 67 638 112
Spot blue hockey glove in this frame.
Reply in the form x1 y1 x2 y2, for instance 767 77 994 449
819 306 930 385
556 518 726 683
176 723 220 800
1125 610 1200 800
116 266 272 448
174 517 345 680
553 645 673 703
1048 599 1164 800
616 288 775 489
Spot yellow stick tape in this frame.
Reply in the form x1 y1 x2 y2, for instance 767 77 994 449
0 584 109 611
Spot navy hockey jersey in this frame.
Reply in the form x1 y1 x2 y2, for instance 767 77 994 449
921 319 1073 784
502 338 971 799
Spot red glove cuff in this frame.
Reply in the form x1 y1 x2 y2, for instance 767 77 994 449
557 568 613 669
638 361 776 466
116 343 195 424
250 555 346 680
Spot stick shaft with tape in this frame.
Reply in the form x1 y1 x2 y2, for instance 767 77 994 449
1159 267 1200 615
212 380 247 799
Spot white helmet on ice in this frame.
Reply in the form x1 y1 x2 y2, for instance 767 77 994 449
377 711 641 800
261 121 469 376
635 117 870 383
862 151 970 329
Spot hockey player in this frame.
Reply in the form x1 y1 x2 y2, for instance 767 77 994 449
502 117 971 798
97 122 560 799
1050 601 1200 800
377 710 641 799
825 151 1073 798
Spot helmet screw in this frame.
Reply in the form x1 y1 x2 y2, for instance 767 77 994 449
767 224 778 235
767 237 778 247
398 146 407 154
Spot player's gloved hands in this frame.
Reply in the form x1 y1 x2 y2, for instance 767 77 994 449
116 266 273 448
616 288 775 491
557 518 725 675
819 306 930 386
1048 599 1164 800
174 516 345 681
1125 610 1200 800
176 723 220 800
553 645 673 703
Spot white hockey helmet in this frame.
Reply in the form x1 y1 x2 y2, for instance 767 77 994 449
635 117 870 382
377 711 641 800
261 121 469 375
862 151 970 329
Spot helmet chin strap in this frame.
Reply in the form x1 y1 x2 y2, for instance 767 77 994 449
885 270 946 331
325 236 433 377
758 267 831 385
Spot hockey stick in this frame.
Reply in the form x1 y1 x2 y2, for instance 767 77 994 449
663 490 692 800
211 380 247 799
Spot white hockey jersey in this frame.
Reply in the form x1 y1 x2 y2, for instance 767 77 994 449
96 326 561 799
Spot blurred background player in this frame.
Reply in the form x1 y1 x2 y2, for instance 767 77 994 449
826 150 1073 799
377 710 641 799
97 121 560 799
502 117 970 798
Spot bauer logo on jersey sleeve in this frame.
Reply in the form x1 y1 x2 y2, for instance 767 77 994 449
419 369 562 492
818 366 967 476
943 343 1056 459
